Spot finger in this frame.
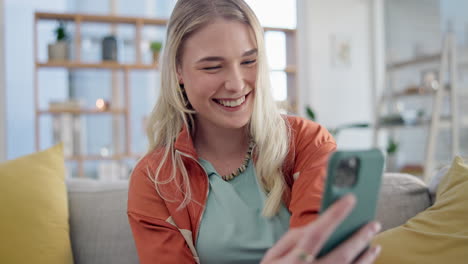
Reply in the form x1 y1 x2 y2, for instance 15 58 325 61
354 245 381 264
319 221 381 264
261 228 303 263
297 194 357 256
276 251 312 264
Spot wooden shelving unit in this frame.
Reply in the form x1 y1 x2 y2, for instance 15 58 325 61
34 12 298 178
373 32 465 182
34 12 167 177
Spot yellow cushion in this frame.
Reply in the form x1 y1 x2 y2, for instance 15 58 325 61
0 144 74 264
372 156 468 264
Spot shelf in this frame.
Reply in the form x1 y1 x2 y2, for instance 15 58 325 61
377 121 430 130
271 66 297 73
387 47 468 71
264 27 295 34
387 53 441 70
38 108 126 115
381 88 441 100
381 87 468 101
377 116 468 130
37 61 158 70
35 12 167 26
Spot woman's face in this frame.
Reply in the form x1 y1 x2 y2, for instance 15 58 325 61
177 19 257 131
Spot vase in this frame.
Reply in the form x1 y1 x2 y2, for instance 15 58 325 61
48 41 69 61
152 51 160 64
102 35 117 61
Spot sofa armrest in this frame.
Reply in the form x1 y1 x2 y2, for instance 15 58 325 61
376 173 432 232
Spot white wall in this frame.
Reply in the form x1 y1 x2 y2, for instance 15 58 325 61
0 0 5 162
5 0 68 159
298 0 374 149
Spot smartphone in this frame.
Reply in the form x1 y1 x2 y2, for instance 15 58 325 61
318 149 385 257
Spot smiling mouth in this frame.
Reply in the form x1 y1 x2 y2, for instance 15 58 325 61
213 92 251 108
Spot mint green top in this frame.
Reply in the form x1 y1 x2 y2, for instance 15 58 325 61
195 158 291 264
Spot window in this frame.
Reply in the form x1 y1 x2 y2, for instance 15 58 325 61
245 0 298 112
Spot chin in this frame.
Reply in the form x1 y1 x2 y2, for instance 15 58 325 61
221 118 250 129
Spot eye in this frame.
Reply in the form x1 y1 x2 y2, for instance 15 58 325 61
242 59 257 65
202 65 221 70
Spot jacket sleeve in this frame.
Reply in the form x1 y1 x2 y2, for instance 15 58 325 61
288 118 337 228
127 158 197 264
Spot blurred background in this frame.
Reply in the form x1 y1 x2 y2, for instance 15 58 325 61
0 0 467 180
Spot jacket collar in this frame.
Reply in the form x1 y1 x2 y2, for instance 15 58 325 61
174 124 199 159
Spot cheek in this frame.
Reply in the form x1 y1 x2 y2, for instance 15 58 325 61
246 68 257 86
186 74 221 95
183 75 217 105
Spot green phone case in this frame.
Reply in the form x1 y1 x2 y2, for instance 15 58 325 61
318 149 384 257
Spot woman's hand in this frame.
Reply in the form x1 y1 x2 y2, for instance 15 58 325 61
261 195 382 264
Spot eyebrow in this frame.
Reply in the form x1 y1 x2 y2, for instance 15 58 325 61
195 48 258 63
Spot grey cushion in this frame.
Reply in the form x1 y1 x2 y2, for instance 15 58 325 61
376 173 432 231
66 179 139 264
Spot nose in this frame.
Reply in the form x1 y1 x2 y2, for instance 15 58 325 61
224 65 245 92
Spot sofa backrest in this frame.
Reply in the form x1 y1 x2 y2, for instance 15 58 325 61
65 173 432 264
376 173 432 231
66 179 139 264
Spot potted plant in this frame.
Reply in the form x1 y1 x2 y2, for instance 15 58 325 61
150 41 162 64
48 20 70 61
386 137 399 172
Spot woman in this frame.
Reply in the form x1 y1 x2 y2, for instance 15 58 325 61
127 0 381 263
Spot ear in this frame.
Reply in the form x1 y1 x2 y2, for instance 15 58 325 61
176 65 184 85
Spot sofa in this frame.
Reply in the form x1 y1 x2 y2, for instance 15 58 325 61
66 172 432 264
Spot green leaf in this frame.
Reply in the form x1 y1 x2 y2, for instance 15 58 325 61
150 41 163 52
387 138 398 155
55 20 68 41
306 106 316 121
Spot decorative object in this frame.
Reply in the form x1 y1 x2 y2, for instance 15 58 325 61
102 35 118 61
95 98 110 111
48 20 70 61
49 99 83 111
150 41 162 64
0 144 74 264
50 100 86 157
421 69 440 91
98 161 129 181
330 34 351 68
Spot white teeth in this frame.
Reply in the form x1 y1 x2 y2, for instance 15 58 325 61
217 96 245 107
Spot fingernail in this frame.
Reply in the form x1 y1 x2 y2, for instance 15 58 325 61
373 245 382 255
374 222 382 233
345 194 356 205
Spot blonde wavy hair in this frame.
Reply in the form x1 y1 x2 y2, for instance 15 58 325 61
146 0 290 217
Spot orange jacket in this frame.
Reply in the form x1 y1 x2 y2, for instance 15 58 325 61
127 116 336 264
